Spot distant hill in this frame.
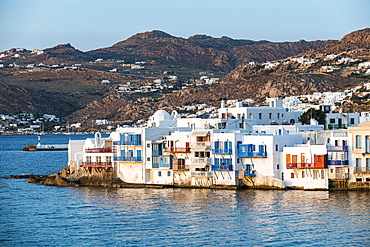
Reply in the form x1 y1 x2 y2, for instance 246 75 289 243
87 30 334 71
0 29 369 125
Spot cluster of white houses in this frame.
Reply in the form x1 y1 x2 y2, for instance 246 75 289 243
67 98 370 190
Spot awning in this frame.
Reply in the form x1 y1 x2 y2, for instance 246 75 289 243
191 130 210 136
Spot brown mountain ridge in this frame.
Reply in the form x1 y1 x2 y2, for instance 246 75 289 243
0 29 369 126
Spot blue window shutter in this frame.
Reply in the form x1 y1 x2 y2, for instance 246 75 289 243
121 150 125 157
215 141 219 150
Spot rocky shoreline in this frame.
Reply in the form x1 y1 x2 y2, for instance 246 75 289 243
7 172 370 191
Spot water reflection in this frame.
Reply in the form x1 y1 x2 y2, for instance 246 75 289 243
60 187 370 246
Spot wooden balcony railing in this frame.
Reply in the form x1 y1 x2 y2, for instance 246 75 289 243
85 147 116 153
286 163 326 169
354 167 370 173
81 162 113 168
163 147 191 153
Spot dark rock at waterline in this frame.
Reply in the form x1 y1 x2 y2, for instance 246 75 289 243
8 174 38 179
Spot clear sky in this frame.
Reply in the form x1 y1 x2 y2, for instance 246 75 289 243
0 0 369 52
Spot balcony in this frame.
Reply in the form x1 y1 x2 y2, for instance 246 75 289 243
191 171 213 178
327 160 349 166
113 140 141 146
81 162 112 168
328 173 349 180
328 124 347 129
163 147 191 153
239 151 267 158
212 149 232 155
152 158 172 169
238 170 256 177
286 163 326 169
191 158 211 165
327 146 348 152
354 167 370 173
211 164 233 171
152 163 172 168
114 156 142 162
85 147 116 153
173 164 189 171
152 149 162 156
245 171 256 177
191 142 211 150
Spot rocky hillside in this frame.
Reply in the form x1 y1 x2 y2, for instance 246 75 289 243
88 30 334 71
0 28 369 125
69 73 354 124
319 28 370 54
0 68 133 117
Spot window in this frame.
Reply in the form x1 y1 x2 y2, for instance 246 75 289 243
302 171 305 178
350 118 355 125
277 164 280 170
330 118 335 123
356 135 362 148
153 157 160 164
277 113 280 119
164 156 170 164
301 153 305 164
106 156 111 163
313 170 318 179
356 158 361 167
259 113 262 119
86 156 91 162
195 151 210 158
158 171 162 177
291 173 294 178
321 170 325 179
242 147 246 152
269 113 272 119
167 171 171 176
275 145 278 151
147 143 150 148
147 157 150 161
286 154 291 163
96 156 101 162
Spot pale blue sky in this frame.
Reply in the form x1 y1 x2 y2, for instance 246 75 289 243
0 0 369 51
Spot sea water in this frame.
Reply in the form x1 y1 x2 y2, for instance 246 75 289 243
0 135 369 246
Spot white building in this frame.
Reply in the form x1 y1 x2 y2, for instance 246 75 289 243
218 98 302 125
325 111 359 130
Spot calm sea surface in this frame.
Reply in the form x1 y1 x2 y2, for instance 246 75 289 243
0 134 369 246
